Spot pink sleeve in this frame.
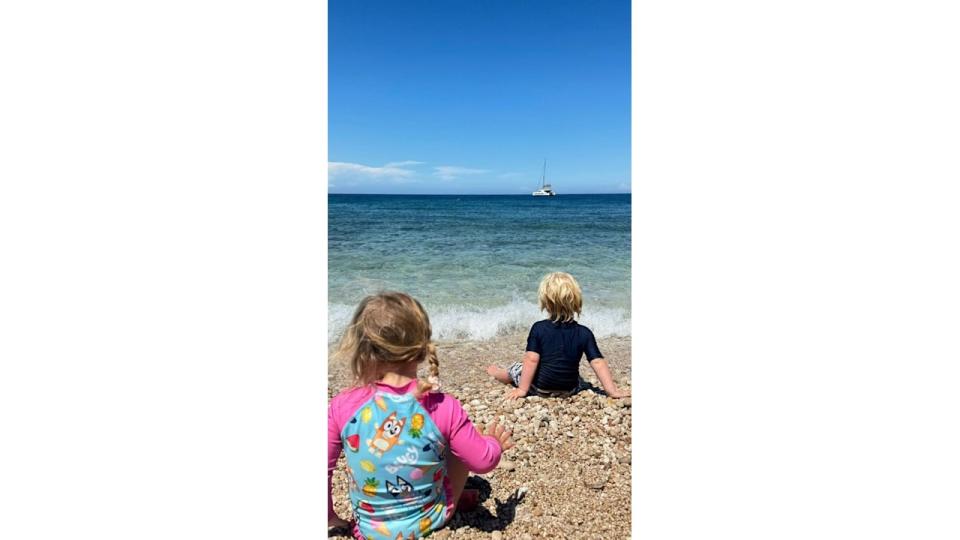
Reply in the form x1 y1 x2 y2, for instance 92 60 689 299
327 397 343 519
430 394 502 474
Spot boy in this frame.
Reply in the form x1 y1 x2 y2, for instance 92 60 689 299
486 272 629 399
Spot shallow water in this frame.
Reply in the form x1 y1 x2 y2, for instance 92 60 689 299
329 194 631 341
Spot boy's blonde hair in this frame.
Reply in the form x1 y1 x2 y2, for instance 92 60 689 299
538 271 583 323
335 292 440 396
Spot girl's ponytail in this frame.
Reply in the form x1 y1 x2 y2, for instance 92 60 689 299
415 342 441 398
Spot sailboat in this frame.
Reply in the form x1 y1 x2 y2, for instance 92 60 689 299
531 159 556 196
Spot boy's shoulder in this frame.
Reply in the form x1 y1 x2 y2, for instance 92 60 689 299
530 319 551 330
575 321 595 333
532 319 591 331
531 318 568 330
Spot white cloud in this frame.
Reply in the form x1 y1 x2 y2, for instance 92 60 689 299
328 161 497 185
433 166 489 181
384 160 424 168
328 161 420 182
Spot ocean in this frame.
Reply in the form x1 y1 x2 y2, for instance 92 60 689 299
328 194 631 342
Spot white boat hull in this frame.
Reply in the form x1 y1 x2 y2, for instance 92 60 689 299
532 161 555 196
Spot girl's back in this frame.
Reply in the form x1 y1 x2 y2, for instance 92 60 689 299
328 381 500 539
328 292 511 538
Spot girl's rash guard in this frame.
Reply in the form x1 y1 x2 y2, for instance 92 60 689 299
327 380 502 527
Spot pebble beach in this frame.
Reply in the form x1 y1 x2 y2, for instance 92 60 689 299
328 333 632 540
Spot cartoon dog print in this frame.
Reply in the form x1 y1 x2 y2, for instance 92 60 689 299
366 411 406 458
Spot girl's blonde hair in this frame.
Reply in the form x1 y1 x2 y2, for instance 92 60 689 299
335 291 440 396
538 272 583 323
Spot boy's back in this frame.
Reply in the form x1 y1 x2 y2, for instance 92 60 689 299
488 272 628 399
526 319 603 392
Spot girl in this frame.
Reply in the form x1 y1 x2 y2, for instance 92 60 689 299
487 272 630 399
328 292 514 539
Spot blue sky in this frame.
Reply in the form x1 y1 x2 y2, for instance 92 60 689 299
329 0 630 195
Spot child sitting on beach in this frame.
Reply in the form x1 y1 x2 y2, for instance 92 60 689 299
486 272 630 399
328 292 514 539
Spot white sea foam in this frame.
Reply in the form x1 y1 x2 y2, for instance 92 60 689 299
327 298 630 343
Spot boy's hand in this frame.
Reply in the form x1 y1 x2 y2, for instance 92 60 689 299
608 388 631 399
505 388 526 400
484 419 515 451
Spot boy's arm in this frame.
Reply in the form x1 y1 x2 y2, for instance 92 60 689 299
508 351 540 399
589 357 630 398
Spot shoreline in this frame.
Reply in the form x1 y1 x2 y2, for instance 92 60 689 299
328 334 632 540
328 301 633 344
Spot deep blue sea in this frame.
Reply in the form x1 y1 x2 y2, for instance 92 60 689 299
328 194 631 341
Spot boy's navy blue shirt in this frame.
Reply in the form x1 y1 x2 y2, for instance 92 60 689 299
525 319 603 391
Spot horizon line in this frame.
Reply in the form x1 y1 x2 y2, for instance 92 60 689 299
327 192 632 196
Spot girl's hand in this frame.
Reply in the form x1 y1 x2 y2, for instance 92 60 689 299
608 388 631 399
506 388 526 400
484 419 515 451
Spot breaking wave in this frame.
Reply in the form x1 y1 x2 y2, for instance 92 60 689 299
328 297 630 343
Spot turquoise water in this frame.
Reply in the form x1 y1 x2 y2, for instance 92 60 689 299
328 194 631 341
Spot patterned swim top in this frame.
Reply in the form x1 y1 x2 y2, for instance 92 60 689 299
341 390 451 539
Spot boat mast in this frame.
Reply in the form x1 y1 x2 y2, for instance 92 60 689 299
542 159 547 188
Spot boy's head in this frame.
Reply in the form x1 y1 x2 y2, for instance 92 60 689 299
538 272 582 323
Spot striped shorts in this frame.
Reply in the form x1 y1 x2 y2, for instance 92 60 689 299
506 362 586 397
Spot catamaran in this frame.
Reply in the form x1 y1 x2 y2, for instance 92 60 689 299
532 160 556 196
